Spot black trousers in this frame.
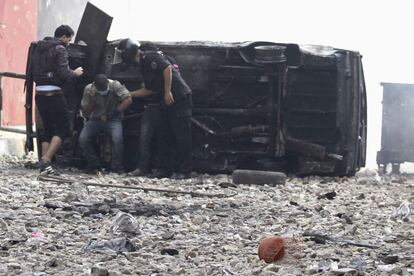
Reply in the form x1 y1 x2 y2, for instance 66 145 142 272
35 93 71 143
158 95 192 174
138 103 160 173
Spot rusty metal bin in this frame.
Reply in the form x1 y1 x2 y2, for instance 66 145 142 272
377 82 414 173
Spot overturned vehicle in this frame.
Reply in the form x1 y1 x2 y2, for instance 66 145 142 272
24 3 366 176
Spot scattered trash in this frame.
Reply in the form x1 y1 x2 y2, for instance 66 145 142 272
377 264 396 272
303 232 379 249
350 258 365 270
222 267 236 275
258 236 285 263
31 231 45 240
160 248 179 256
314 261 339 272
109 212 139 235
84 237 136 255
391 201 411 221
258 236 304 263
331 267 357 275
26 230 47 245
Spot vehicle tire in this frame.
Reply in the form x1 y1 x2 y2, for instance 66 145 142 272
391 163 400 174
232 169 286 186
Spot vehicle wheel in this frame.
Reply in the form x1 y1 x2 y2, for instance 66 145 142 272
391 163 400 174
378 164 387 175
232 169 286 186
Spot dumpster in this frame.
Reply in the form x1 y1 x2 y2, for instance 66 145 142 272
377 82 414 173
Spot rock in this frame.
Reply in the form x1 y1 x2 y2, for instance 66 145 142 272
45 258 64 268
357 193 366 200
161 231 175 240
160 248 179 256
332 268 357 275
7 262 21 270
381 255 399 264
91 265 109 276
219 182 237 188
263 263 280 273
318 191 337 200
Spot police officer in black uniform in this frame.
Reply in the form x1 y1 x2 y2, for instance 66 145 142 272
119 39 193 179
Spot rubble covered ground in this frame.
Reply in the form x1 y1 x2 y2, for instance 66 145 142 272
0 155 413 276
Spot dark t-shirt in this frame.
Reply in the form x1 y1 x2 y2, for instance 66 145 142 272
140 51 191 104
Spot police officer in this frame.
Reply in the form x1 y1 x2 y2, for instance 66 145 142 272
128 42 161 177
32 25 84 175
120 40 193 179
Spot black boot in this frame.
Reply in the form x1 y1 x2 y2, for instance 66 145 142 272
149 169 172 179
171 172 191 180
127 168 148 177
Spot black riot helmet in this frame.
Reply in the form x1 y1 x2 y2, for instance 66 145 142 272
116 38 141 64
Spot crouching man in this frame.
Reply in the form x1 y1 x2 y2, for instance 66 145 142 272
79 74 132 173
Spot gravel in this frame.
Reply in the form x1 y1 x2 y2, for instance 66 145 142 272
0 155 413 275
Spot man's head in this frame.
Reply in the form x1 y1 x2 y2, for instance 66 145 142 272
117 38 141 64
136 42 160 64
54 25 74 46
93 74 109 96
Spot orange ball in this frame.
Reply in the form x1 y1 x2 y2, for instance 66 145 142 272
258 236 285 263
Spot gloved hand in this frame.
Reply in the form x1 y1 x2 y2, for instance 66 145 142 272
107 108 120 120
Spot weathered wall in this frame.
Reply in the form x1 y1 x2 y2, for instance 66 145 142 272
0 0 88 127
0 0 37 126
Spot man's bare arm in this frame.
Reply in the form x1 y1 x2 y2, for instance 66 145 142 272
163 65 174 106
130 88 154 98
81 89 96 116
117 96 133 113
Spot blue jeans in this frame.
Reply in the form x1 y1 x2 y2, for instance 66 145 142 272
79 119 123 170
